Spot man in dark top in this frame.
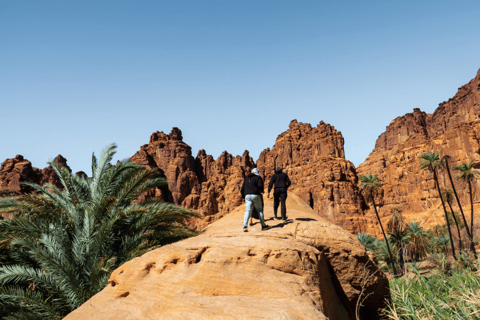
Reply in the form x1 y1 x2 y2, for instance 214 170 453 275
240 168 269 232
268 167 291 221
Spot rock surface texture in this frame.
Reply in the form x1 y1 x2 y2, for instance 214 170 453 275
64 193 389 320
257 120 367 233
357 68 480 232
130 128 255 230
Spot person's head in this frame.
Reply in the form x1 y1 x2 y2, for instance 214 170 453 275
276 166 282 173
251 168 259 176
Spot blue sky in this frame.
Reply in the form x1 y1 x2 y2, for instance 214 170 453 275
1 1 479 174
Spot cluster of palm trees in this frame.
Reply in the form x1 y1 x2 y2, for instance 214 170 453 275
0 144 198 319
357 217 432 274
359 151 479 274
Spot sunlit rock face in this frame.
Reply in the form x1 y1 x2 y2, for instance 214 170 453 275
63 194 390 320
357 68 480 233
256 119 368 233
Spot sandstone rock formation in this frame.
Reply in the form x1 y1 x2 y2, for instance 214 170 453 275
257 120 367 233
64 193 389 320
0 154 73 193
0 155 42 193
357 68 480 233
131 128 255 230
39 155 72 188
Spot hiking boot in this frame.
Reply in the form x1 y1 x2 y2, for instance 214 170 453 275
273 216 278 220
243 227 248 232
261 225 270 231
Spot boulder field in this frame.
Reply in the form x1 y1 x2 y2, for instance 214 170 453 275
64 193 389 320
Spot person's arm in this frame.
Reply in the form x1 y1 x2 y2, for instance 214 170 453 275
268 175 275 193
258 176 264 194
240 180 245 199
286 174 291 188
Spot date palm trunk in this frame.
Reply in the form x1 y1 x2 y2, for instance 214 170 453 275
372 199 398 276
469 180 475 253
434 169 456 259
445 157 476 255
446 200 463 252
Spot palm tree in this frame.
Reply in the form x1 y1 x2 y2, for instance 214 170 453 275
356 233 378 252
453 160 479 255
442 155 476 255
0 144 198 319
388 229 411 274
359 173 398 276
419 151 456 259
441 188 463 252
431 235 450 255
405 222 430 261
387 206 405 234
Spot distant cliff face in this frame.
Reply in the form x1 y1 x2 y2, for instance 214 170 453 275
358 68 480 232
256 120 368 233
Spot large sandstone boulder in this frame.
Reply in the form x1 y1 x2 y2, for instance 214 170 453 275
64 193 389 320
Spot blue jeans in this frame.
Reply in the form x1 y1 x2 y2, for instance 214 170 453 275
244 194 266 228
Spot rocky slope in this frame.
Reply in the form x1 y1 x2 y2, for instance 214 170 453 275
64 193 389 320
358 68 480 232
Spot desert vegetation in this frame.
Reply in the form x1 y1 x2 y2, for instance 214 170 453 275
355 152 480 319
0 144 198 319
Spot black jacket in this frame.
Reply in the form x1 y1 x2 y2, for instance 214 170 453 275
241 174 264 198
268 172 291 193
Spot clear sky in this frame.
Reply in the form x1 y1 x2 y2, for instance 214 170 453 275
1 1 479 174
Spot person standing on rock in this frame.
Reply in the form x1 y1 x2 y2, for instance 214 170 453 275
241 168 269 232
268 167 291 221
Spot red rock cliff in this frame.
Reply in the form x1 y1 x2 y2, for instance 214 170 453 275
358 68 480 232
256 120 367 233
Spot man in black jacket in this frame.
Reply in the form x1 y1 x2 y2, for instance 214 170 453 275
240 168 269 232
268 167 291 221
